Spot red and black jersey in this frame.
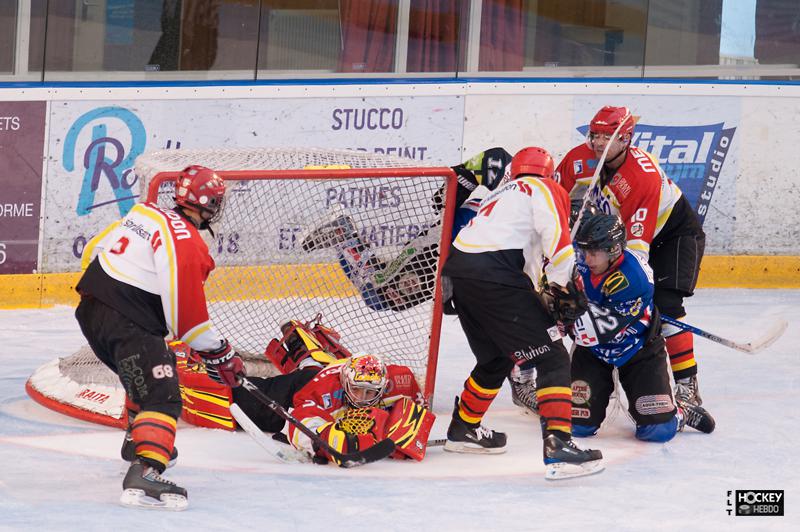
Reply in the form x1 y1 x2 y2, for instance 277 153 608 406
556 143 684 257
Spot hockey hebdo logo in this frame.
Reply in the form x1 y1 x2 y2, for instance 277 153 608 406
577 122 736 224
726 490 784 516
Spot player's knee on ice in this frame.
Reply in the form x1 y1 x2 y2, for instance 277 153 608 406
635 416 679 443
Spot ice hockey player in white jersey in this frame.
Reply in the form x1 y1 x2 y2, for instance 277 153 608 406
441 146 604 480
75 165 245 510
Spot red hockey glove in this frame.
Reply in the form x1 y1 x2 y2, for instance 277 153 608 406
199 340 245 388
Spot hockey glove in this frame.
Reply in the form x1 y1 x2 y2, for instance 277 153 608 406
313 408 389 465
199 340 246 388
542 276 588 328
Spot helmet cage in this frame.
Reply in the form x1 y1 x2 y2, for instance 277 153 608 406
340 355 388 408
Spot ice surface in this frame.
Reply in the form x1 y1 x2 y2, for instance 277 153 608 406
1 289 797 531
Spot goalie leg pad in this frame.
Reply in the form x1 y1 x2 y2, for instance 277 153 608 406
265 321 341 374
385 397 435 461
173 342 235 430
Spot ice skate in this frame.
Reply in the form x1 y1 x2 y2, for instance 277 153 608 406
677 402 715 434
543 433 604 480
508 376 538 416
444 397 507 454
120 460 188 511
301 213 357 252
675 375 702 406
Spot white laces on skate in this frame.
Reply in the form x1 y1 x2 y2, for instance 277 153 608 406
474 426 494 440
143 467 177 487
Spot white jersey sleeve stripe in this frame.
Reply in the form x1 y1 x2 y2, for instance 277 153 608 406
182 321 212 345
81 220 120 271
137 205 180 335
629 240 650 254
550 246 574 268
98 251 141 285
529 178 562 257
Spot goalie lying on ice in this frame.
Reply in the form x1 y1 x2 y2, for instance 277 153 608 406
175 319 435 463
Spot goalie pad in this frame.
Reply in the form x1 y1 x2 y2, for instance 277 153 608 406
385 397 435 461
265 319 353 375
172 342 235 430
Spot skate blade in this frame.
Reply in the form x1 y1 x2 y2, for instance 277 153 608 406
120 489 188 511
545 459 604 480
443 440 507 455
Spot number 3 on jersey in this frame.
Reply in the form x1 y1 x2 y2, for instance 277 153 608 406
110 236 130 255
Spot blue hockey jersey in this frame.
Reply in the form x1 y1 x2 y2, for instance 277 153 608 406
572 249 656 366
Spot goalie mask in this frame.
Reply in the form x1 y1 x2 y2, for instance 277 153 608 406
175 165 228 225
340 354 388 408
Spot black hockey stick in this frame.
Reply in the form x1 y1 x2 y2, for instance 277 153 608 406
661 315 787 354
239 377 396 468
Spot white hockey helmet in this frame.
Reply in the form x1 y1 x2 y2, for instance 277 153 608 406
340 354 388 408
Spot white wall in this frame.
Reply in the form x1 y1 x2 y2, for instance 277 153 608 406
0 80 797 275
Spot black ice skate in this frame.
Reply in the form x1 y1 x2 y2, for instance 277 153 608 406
508 376 538 416
675 375 702 406
444 397 507 454
677 401 716 434
120 460 188 511
121 428 178 469
301 214 357 252
543 433 604 480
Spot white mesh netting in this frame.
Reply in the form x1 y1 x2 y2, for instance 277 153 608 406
28 148 453 425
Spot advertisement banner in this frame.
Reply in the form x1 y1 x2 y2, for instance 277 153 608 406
42 96 464 272
572 97 741 252
0 101 47 274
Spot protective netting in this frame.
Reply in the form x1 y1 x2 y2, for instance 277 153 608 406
28 148 453 426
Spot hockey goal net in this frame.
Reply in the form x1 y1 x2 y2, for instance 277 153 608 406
26 147 457 428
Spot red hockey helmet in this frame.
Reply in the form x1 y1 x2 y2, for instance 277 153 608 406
589 106 636 137
174 165 227 224
510 146 555 180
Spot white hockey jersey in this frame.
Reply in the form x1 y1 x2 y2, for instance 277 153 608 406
444 176 575 288
78 202 225 353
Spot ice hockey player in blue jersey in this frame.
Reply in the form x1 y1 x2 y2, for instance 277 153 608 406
569 212 715 442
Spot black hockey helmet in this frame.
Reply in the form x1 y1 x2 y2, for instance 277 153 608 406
574 212 626 262
569 199 599 230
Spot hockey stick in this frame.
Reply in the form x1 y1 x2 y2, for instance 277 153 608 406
569 112 631 239
239 377 396 468
230 403 311 464
661 315 788 354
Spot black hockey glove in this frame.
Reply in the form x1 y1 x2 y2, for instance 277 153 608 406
542 275 588 327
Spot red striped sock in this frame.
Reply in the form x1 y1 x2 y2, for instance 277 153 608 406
537 386 572 434
666 330 697 380
456 376 500 426
130 411 177 471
